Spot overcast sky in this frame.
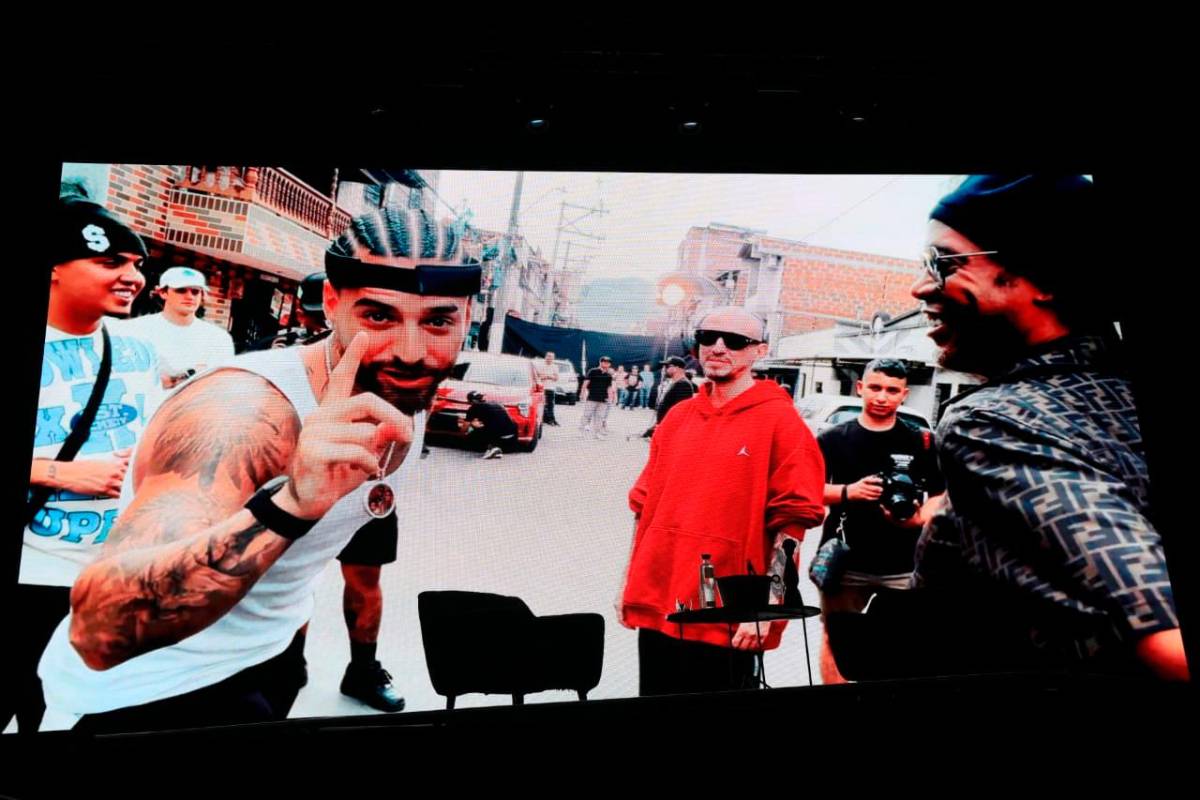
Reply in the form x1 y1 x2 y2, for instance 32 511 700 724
434 171 961 282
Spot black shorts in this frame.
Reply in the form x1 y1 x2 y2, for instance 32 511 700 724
337 511 399 566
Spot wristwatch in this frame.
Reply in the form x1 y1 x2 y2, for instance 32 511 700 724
244 475 318 541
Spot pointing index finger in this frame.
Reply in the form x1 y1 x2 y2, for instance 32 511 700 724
325 332 370 402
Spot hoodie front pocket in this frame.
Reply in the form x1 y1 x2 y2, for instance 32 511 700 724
625 525 747 614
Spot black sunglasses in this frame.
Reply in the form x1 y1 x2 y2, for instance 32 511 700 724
694 329 762 350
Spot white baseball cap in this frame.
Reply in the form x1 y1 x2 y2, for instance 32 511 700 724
159 267 207 290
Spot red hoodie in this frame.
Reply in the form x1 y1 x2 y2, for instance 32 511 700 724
622 379 825 648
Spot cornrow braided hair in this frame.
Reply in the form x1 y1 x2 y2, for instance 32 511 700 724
330 206 460 263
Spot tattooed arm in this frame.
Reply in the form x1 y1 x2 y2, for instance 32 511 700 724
730 413 826 651
69 332 414 671
68 369 302 670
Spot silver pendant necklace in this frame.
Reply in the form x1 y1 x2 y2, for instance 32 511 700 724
363 441 397 519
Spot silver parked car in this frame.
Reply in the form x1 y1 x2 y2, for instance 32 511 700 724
552 359 580 404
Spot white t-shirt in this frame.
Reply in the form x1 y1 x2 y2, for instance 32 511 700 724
122 313 234 381
22 322 162 587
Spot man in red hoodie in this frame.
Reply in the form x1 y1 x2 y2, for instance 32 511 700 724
617 307 826 695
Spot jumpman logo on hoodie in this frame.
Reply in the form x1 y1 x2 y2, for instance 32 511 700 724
737 446 750 457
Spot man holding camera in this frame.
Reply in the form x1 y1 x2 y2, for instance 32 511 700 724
814 358 944 684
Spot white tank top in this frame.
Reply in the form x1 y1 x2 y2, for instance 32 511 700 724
39 346 426 716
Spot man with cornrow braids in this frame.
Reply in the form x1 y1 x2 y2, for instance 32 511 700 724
38 205 481 731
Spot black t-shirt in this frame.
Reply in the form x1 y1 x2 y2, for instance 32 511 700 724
817 418 945 576
466 402 518 437
584 368 614 402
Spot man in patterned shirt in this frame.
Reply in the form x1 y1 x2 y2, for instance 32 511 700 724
907 175 1187 680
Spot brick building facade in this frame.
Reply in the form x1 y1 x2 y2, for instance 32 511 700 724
676 223 923 340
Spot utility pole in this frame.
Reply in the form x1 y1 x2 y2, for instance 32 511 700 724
547 199 607 328
487 171 524 354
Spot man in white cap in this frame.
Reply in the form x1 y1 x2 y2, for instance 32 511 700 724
126 266 234 388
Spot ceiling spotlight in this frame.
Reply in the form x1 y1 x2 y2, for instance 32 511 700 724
679 120 701 134
527 118 548 131
839 101 878 125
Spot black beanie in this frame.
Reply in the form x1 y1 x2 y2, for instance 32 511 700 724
929 176 1097 296
51 196 148 268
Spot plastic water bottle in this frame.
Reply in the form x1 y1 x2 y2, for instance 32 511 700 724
699 554 717 609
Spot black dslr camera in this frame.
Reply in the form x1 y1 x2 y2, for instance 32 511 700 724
878 454 923 522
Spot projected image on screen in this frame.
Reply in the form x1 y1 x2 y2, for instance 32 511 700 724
9 166 1183 735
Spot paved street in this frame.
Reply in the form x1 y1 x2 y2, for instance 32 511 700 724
291 400 827 720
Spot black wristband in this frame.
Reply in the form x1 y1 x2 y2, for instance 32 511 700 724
244 476 317 541
841 484 849 504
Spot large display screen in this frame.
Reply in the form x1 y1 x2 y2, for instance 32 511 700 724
6 165 1185 735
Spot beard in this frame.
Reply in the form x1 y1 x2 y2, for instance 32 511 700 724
356 359 457 414
933 298 1032 378
704 368 736 384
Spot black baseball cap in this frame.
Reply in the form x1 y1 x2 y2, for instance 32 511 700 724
299 272 326 313
660 356 687 368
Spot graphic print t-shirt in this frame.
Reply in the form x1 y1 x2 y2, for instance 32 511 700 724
22 322 162 586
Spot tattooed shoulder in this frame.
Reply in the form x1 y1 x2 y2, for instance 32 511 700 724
137 370 302 495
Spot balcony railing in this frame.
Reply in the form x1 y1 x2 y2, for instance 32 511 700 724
179 166 352 238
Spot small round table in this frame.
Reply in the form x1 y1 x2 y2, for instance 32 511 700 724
666 604 821 687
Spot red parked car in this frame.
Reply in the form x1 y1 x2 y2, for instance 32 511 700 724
428 350 546 451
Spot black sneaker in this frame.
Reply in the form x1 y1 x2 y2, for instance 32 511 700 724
340 660 406 712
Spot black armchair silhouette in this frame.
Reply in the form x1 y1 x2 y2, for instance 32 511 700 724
417 591 604 709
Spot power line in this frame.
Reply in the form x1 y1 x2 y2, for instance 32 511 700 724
799 178 899 242
415 174 462 219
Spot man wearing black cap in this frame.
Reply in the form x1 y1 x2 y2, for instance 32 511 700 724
6 197 161 732
459 390 519 459
37 206 483 731
579 356 616 439
900 175 1187 680
640 356 694 439
252 271 331 350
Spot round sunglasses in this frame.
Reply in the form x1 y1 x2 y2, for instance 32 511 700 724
922 246 998 289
